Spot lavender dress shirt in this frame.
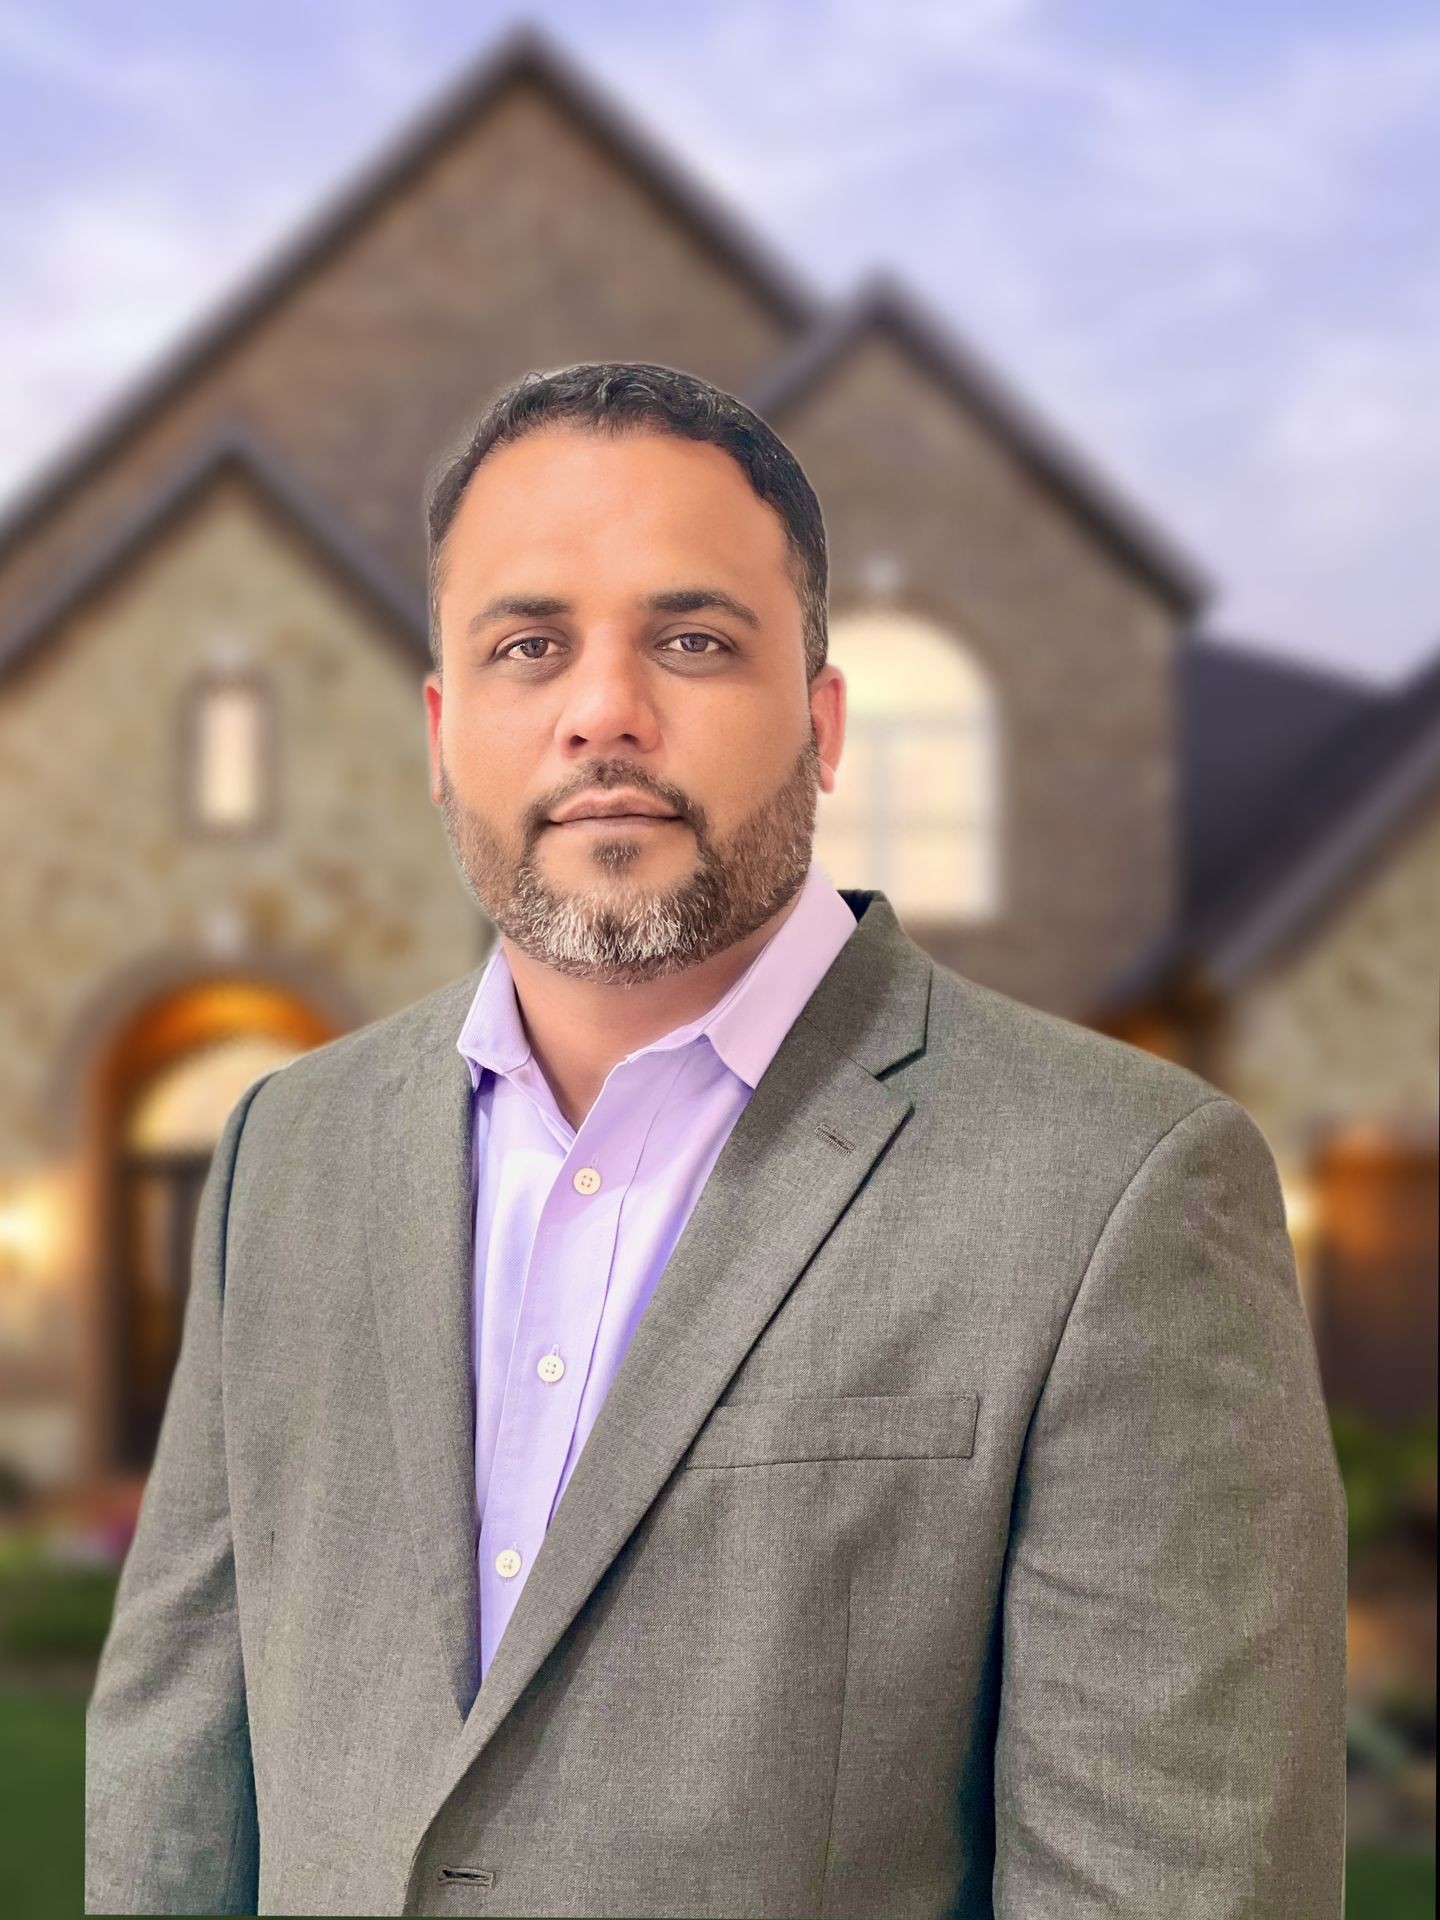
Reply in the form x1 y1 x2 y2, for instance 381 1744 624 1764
454 857 858 1680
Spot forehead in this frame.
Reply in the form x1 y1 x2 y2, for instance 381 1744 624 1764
438 425 795 593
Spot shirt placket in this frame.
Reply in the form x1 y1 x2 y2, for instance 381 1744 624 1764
477 1050 683 1675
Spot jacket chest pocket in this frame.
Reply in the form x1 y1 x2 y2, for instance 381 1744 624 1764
681 1390 979 1469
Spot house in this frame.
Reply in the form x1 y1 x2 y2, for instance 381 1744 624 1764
1098 636 1440 1429
0 23 1431 1497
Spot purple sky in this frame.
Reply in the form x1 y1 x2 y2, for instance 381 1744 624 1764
2 1 1437 686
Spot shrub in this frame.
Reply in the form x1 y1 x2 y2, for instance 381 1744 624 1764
1330 1407 1437 1561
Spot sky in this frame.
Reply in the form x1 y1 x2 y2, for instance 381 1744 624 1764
1 0 1436 688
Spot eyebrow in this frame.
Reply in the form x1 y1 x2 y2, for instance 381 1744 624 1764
465 586 762 637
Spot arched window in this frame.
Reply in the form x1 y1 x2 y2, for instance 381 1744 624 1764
815 608 1000 921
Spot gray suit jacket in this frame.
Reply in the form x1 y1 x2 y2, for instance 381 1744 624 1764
85 888 1348 1917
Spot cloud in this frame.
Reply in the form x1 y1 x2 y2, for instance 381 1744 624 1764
1258 303 1440 551
586 0 1043 215
333 0 446 117
0 176 297 504
984 22 1440 242
0 3 229 128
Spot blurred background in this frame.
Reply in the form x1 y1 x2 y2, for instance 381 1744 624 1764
0 5 1434 1915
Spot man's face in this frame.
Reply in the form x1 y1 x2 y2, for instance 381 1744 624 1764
424 424 844 985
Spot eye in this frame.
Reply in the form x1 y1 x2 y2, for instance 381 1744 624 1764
663 632 727 656
496 635 556 662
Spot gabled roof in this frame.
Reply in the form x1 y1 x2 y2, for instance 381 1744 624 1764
0 20 821 583
1180 633 1386 922
746 267 1214 617
0 423 427 685
1103 638 1440 1007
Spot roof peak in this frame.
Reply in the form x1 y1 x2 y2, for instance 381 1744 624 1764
749 265 1213 616
0 19 820 587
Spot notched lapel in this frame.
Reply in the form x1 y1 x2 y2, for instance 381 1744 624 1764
366 1027 481 1726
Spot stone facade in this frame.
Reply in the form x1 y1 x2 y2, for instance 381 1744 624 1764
0 470 478 1173
1216 790 1440 1169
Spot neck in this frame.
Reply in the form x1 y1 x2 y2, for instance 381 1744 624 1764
501 887 806 1132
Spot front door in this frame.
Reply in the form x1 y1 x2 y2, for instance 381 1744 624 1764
112 1146 214 1470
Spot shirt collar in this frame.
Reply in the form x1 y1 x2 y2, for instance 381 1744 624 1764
455 858 858 1095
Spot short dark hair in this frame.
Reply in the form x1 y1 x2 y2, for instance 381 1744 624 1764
424 361 828 683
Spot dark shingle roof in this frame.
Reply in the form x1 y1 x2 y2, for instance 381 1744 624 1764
1180 633 1386 923
1104 635 1440 1008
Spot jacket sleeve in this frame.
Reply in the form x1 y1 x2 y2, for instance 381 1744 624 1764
85 1069 280 1916
992 1094 1349 1918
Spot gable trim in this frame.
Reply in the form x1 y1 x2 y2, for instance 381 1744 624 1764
0 421 428 685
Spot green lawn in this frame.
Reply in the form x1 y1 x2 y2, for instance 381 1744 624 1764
1347 1843 1436 1918
4 1687 1433 1919
0 1688 84 1920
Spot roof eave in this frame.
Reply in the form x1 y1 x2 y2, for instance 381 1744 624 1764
0 421 428 685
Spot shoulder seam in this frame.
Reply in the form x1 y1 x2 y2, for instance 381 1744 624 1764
1047 1094 1233 1378
1077 1093 1232 1295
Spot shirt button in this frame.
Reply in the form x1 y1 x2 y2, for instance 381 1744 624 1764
536 1353 565 1383
494 1548 522 1579
572 1166 602 1194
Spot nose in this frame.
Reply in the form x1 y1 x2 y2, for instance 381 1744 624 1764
552 634 662 755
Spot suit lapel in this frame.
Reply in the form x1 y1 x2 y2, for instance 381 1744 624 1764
366 977 486 1723
410 888 933 1820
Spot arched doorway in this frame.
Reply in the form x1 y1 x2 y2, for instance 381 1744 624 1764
88 978 339 1479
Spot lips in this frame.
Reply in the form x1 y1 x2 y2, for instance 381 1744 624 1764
549 792 682 824
553 813 680 825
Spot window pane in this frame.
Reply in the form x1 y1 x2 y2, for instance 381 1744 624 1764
825 611 1001 922
888 729 981 822
893 824 997 919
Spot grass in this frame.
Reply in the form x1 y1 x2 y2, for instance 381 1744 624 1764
1347 1843 1436 1917
0 1688 84 1920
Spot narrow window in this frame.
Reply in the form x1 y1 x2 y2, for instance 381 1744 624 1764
183 671 273 836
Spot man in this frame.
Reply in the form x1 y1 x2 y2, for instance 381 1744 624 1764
85 362 1347 1917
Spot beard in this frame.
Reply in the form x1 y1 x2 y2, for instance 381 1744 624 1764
437 727 821 986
